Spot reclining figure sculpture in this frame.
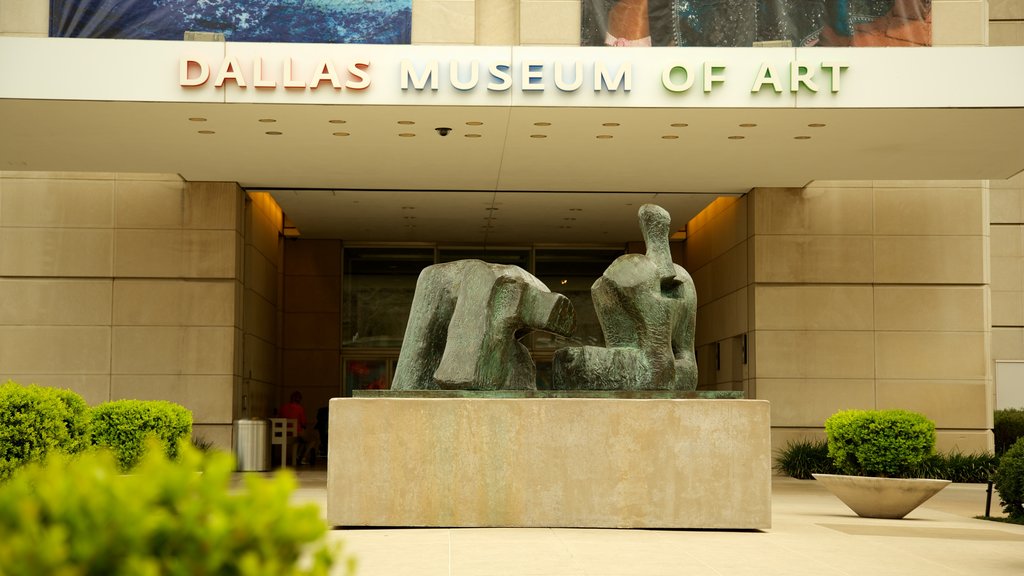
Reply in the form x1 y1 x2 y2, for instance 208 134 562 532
392 260 575 390
552 204 698 390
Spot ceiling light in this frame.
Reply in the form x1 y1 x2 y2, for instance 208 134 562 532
596 135 613 139
189 117 207 122
661 135 679 140
329 119 347 124
265 131 283 135
398 120 415 125
534 122 551 126
808 123 826 128
530 134 547 139
258 118 276 123
465 134 482 138
739 123 757 128
197 130 215 134
560 279 568 285
728 135 745 140
332 132 350 137
398 133 415 137
670 123 688 127
466 121 483 126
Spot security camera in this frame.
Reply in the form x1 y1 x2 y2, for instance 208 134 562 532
435 127 452 136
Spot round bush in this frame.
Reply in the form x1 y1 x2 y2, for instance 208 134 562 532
994 437 1024 520
0 382 91 481
995 408 1024 456
824 409 936 478
90 400 193 471
0 445 348 575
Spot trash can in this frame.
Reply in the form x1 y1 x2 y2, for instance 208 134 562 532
233 418 270 472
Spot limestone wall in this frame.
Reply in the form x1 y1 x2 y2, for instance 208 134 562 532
0 172 244 448
734 183 993 456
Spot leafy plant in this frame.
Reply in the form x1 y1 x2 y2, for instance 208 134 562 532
0 443 352 576
824 409 936 478
995 408 1024 456
910 451 1000 483
192 435 218 453
775 439 837 479
91 399 193 471
0 381 91 481
994 437 1024 520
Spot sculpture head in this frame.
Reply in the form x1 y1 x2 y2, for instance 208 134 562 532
638 204 680 288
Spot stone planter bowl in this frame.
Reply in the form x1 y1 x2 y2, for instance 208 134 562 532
812 473 952 519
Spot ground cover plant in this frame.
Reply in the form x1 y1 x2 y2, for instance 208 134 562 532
774 439 837 479
824 409 936 478
0 444 352 576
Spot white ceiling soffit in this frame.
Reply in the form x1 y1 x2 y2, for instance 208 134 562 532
1 100 1022 193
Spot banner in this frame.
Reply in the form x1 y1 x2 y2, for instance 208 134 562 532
582 0 932 47
50 0 412 44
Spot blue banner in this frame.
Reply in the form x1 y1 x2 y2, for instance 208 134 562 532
50 0 412 44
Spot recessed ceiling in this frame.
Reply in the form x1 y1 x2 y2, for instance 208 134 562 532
265 189 723 243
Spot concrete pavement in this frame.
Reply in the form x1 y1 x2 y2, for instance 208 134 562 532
277 470 1024 576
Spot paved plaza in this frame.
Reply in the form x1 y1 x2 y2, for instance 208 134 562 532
274 470 1024 576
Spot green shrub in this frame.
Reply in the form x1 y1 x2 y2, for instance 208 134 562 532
994 437 1024 520
995 408 1024 456
91 400 193 471
0 382 91 481
0 443 351 576
775 439 837 479
824 409 936 478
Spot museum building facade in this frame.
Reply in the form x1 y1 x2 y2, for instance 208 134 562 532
1 1 1023 456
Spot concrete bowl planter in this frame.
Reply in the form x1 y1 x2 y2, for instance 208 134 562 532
812 473 952 519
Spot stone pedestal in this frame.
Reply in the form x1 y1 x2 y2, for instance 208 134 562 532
327 398 771 529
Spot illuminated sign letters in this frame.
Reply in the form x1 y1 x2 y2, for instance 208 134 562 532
179 56 848 95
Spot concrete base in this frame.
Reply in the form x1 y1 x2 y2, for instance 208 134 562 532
327 398 771 529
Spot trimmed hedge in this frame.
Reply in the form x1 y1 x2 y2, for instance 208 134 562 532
995 408 1024 456
825 409 936 478
0 444 349 576
994 437 1024 520
91 399 193 471
0 382 91 481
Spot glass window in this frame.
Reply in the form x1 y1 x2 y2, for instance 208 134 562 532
342 247 434 348
438 247 531 269
343 358 391 395
533 248 624 350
